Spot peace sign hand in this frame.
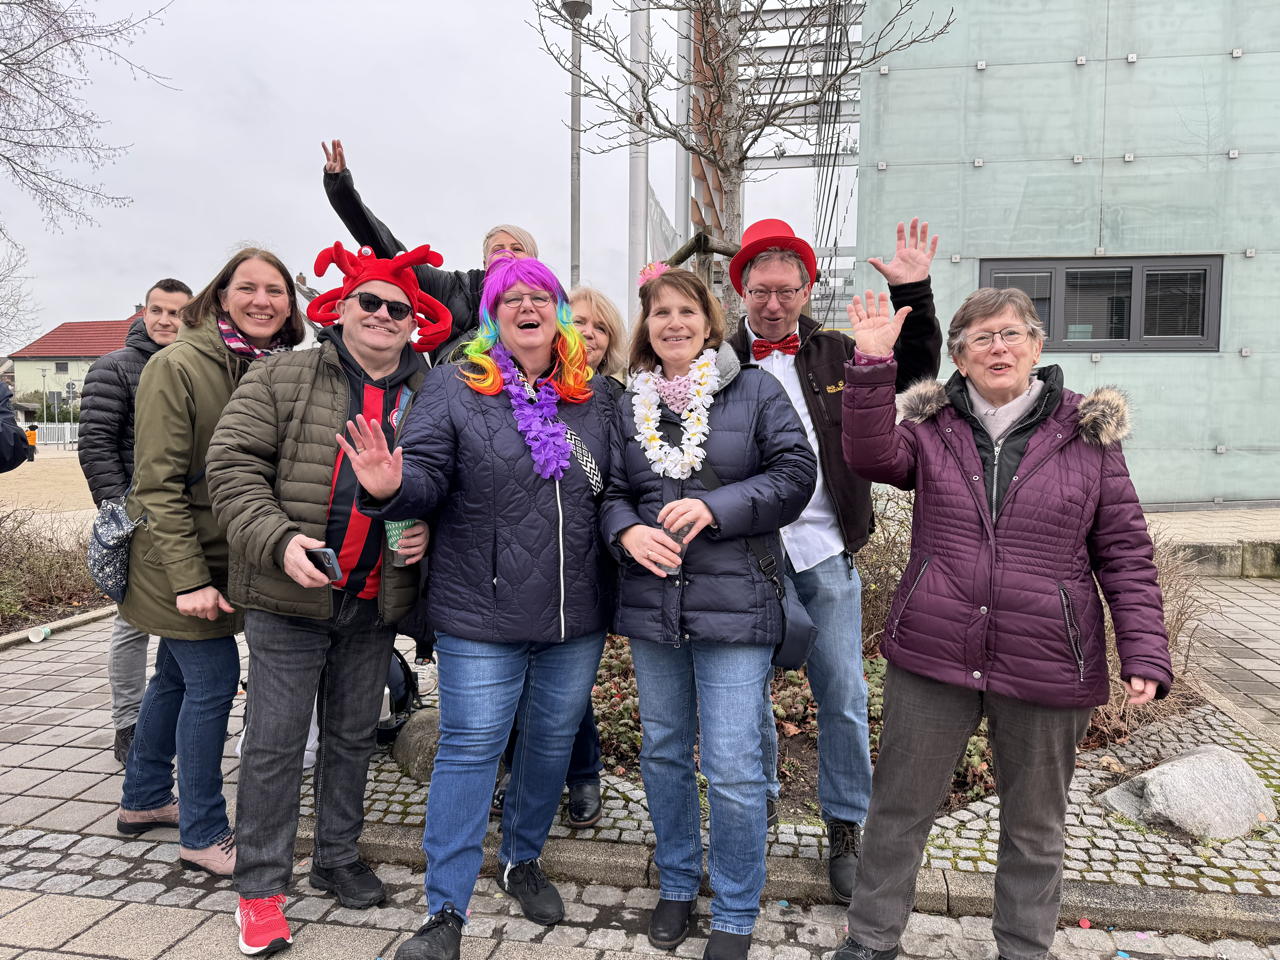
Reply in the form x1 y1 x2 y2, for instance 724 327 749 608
847 290 913 358
867 217 939 285
335 415 403 500
322 139 347 174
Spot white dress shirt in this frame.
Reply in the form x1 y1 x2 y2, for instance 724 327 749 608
746 324 845 573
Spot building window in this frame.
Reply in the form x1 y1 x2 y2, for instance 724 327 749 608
54 361 69 374
980 256 1221 351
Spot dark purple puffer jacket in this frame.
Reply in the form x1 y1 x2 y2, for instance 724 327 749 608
842 360 1173 709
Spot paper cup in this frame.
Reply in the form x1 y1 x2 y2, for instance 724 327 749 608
28 627 50 643
384 519 415 568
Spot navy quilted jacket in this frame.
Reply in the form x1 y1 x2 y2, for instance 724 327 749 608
362 361 616 644
842 359 1173 709
600 346 817 647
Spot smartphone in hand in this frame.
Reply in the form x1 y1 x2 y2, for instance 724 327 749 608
305 547 343 582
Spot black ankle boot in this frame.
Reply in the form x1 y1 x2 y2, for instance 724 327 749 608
647 897 695 950
703 929 751 959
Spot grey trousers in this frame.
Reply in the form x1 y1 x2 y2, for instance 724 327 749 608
234 593 395 899
846 664 1092 960
108 613 150 730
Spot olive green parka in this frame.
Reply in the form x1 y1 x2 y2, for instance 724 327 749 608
205 338 425 624
118 317 255 639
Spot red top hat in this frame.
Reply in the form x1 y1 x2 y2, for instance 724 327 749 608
728 219 819 296
306 242 453 354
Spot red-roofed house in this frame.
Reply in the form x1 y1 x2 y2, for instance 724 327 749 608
9 309 143 401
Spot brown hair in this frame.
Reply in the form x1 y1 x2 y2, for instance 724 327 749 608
144 277 192 304
181 248 305 347
568 285 626 378
742 246 812 288
947 287 1046 357
627 268 726 374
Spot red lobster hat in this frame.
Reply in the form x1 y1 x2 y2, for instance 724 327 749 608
306 242 453 354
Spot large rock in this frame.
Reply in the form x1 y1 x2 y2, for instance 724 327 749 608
392 708 439 783
1100 745 1276 840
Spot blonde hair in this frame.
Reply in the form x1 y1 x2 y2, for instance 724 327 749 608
568 286 626 378
482 224 539 262
628 268 726 374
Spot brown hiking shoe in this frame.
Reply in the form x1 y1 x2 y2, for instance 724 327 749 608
116 801 179 836
180 832 237 876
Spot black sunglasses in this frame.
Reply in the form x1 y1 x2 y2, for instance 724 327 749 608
346 292 413 322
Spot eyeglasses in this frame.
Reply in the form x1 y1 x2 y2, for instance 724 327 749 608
745 287 803 305
965 327 1030 351
501 293 553 310
346 292 413 322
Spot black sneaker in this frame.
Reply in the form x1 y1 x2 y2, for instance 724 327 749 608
395 906 463 960
703 929 751 959
827 819 862 904
309 859 386 909
113 725 135 766
648 897 695 950
831 935 899 960
490 772 510 819
565 780 602 829
766 798 778 828
497 858 564 925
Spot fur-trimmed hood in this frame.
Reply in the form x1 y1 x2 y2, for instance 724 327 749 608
897 371 1131 446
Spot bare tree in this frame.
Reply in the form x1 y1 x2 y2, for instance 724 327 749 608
0 246 36 349
532 0 953 247
0 0 170 237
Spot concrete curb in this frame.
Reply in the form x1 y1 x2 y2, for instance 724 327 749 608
0 603 116 653
1179 541 1280 578
298 817 1279 939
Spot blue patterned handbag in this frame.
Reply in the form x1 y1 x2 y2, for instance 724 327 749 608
86 498 143 603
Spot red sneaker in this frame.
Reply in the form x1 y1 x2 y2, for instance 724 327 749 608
235 894 292 956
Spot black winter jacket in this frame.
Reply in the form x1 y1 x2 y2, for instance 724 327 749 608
600 346 817 648
78 318 164 504
324 169 482 363
0 382 28 474
360 362 617 645
726 278 942 554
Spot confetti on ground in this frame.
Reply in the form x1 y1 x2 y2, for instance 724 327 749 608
1135 933 1149 940
1079 919 1092 929
1117 952 1130 958
779 900 789 907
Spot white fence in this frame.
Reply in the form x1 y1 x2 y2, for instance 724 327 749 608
32 422 80 448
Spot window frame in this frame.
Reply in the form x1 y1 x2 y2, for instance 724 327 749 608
979 255 1223 352
54 361 69 374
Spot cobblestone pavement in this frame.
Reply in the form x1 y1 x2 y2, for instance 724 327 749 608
1194 579 1280 742
0 825 1277 959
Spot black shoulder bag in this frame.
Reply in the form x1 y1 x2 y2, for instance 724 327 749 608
659 421 817 669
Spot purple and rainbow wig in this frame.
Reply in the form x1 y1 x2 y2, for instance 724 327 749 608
461 256 591 403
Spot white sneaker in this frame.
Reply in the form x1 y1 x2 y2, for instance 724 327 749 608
414 660 438 697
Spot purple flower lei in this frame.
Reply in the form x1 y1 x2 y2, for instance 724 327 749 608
492 343 571 480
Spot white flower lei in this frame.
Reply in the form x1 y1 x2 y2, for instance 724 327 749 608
631 348 720 479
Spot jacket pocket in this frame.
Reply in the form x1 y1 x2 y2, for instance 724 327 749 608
1057 583 1085 682
891 555 931 641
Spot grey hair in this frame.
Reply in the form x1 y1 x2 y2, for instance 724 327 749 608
482 223 539 262
947 287 1046 356
742 246 811 288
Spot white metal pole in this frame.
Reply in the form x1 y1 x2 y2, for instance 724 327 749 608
674 8 692 247
628 5 650 293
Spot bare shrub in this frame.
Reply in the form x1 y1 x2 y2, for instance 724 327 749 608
0 506 102 632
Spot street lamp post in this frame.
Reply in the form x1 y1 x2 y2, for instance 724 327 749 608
39 368 47 421
563 1 591 287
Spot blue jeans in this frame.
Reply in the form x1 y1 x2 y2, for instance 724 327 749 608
422 630 605 916
503 704 602 786
631 637 773 936
120 635 239 849
761 553 872 824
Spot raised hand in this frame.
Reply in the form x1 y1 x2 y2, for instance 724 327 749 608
322 139 347 174
866 217 939 286
847 289 913 358
335 415 403 501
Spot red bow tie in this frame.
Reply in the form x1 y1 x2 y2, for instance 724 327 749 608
752 332 800 360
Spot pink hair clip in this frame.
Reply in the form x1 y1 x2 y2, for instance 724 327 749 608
637 261 671 287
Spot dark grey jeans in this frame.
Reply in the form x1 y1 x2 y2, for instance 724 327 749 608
846 664 1091 960
234 592 396 899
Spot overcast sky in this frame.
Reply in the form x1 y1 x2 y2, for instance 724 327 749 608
0 0 831 350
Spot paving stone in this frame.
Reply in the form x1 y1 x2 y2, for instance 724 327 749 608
542 924 587 946
76 878 128 897
93 858 130 877
1210 941 1269 960
0 892 120 948
0 869 52 889
115 880 165 902
196 889 240 912
582 883 625 905
36 873 91 894
70 836 120 857
285 896 332 921
586 926 630 949
29 833 79 851
154 886 205 908
64 900 206 959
